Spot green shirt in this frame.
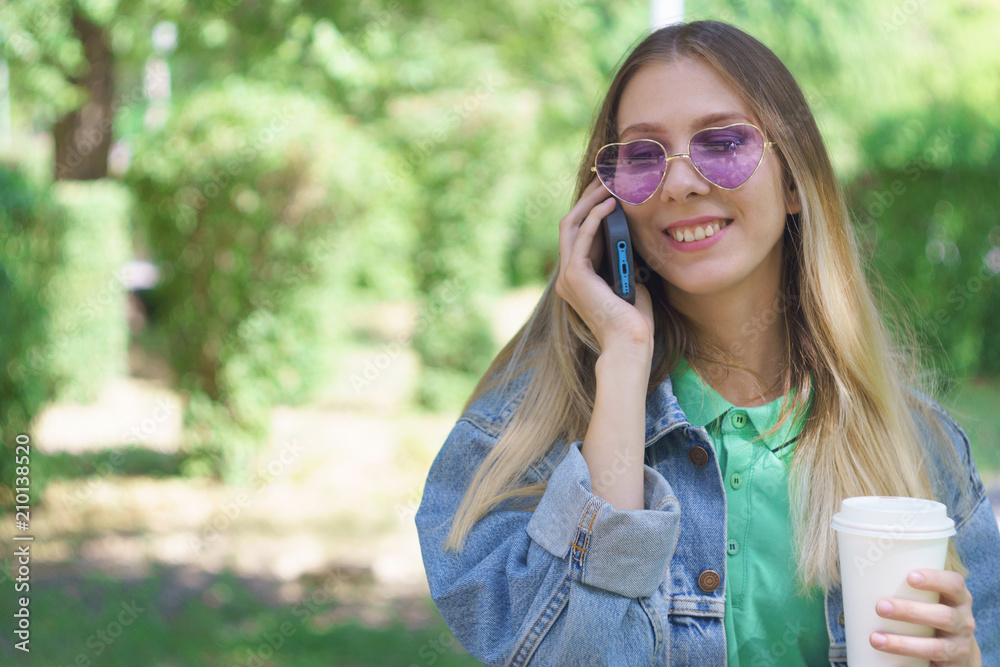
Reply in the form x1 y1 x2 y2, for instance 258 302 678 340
670 360 828 666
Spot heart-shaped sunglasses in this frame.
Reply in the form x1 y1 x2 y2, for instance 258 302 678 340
592 122 777 204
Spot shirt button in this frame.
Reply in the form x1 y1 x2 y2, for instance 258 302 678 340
730 472 742 489
698 570 721 592
731 410 748 429
727 539 740 556
688 446 709 467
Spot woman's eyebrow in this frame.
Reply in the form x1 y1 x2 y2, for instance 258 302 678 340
619 112 750 138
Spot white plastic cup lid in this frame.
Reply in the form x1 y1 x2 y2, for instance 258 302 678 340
830 496 956 539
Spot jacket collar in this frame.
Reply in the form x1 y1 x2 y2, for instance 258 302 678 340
643 368 691 446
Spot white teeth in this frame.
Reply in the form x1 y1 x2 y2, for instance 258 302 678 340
670 219 731 243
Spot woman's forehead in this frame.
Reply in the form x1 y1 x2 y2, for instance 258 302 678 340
617 59 752 137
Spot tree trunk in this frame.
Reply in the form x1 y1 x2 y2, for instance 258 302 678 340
53 7 113 181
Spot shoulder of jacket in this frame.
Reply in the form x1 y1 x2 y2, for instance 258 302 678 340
459 365 535 440
904 386 970 452
903 386 986 524
457 364 570 483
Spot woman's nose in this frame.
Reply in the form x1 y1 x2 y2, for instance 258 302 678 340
658 154 712 202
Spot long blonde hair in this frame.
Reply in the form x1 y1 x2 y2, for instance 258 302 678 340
442 20 965 591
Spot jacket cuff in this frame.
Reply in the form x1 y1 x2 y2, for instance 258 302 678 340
526 441 681 598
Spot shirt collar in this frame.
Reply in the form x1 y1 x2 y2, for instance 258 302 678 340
669 358 733 428
666 357 812 446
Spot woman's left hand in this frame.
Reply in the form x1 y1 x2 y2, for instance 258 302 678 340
870 569 980 665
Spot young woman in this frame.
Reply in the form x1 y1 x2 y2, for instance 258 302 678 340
415 20 1000 666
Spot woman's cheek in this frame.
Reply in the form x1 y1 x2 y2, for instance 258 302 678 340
637 232 670 273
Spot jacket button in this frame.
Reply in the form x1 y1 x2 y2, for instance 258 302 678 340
698 570 721 592
839 612 845 626
688 446 709 466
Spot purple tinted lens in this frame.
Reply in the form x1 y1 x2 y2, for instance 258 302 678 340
690 124 765 189
595 140 666 204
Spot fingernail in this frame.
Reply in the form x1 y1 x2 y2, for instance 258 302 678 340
876 600 893 616
909 571 924 585
871 632 888 648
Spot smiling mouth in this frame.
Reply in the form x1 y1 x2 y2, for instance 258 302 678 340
667 219 732 243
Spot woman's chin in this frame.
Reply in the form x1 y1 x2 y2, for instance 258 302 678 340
653 270 740 299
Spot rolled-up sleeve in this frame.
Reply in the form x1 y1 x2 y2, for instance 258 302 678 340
416 418 681 666
527 440 681 598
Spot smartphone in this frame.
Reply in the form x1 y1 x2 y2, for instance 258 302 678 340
598 200 648 304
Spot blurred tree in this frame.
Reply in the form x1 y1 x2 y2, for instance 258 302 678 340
3 1 107 178
1 0 194 179
51 5 113 179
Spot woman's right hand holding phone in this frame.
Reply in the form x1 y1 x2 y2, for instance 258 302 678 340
558 179 655 510
556 178 655 362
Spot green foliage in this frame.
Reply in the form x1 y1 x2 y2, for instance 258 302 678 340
0 167 60 508
0 171 131 510
355 1 648 406
141 0 653 408
846 98 1000 377
47 180 132 402
849 166 999 377
0 0 81 120
177 390 262 481
125 78 416 479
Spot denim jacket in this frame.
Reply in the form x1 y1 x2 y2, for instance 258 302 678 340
415 368 1000 665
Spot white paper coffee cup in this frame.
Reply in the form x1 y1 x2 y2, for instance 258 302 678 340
831 496 955 667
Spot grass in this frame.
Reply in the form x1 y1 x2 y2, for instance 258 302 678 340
0 567 481 666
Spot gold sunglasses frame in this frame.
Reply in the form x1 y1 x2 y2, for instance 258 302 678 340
590 122 778 205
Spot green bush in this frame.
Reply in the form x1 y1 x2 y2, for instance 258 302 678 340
851 167 999 378
126 78 416 480
0 167 61 507
380 69 553 410
847 108 1000 378
0 171 131 508
46 180 132 403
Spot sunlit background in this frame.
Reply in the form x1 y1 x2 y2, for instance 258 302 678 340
0 0 998 664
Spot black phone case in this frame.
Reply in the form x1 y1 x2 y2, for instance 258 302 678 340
599 200 645 304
